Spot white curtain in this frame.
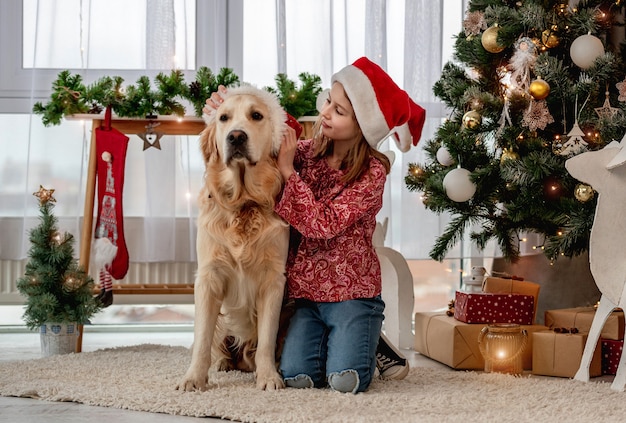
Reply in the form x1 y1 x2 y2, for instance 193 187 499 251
0 0 200 264
0 0 458 265
241 0 458 258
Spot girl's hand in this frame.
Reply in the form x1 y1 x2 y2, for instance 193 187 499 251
202 85 228 116
278 125 297 180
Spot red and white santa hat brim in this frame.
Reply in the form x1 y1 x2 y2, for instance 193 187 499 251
331 57 426 152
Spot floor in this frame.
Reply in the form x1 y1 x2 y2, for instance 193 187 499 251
0 326 445 422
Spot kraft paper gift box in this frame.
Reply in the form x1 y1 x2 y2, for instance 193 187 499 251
454 291 535 325
414 311 547 370
544 307 625 341
601 339 624 375
482 277 540 323
532 330 601 378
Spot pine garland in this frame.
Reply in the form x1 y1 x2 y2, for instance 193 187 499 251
33 68 323 125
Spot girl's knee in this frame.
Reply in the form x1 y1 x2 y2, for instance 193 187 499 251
284 373 314 389
328 369 360 394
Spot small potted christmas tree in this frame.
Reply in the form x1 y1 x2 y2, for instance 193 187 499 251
16 186 102 357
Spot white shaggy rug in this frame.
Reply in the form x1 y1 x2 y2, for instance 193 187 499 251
1 344 626 422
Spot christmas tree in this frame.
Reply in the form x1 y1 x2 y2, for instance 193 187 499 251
16 186 101 330
406 0 626 263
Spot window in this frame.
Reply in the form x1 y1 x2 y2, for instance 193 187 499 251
23 0 196 70
1 1 471 320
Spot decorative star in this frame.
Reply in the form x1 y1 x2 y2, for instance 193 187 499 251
138 131 164 150
138 122 163 151
595 91 620 120
33 185 56 205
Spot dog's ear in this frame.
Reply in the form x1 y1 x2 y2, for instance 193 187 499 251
199 122 218 163
269 122 286 158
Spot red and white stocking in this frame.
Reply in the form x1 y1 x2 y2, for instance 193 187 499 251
93 107 129 307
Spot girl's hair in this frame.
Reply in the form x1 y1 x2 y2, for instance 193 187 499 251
310 116 391 185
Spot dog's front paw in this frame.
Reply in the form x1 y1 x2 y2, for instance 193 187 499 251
176 373 209 392
256 368 285 390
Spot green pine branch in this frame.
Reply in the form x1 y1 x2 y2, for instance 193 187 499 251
32 70 89 126
154 70 187 117
429 214 473 262
265 72 323 119
183 66 240 117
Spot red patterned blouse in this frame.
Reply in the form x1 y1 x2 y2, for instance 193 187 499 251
274 139 387 302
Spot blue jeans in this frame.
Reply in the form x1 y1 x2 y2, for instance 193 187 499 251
279 296 385 393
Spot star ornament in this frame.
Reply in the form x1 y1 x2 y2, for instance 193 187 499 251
138 131 164 151
595 91 620 120
33 185 56 205
139 121 163 151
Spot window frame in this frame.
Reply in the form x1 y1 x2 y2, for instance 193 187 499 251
0 0 244 114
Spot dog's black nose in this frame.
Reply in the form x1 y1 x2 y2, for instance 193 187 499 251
227 130 248 146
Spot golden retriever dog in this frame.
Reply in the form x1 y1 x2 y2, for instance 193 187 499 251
176 85 289 391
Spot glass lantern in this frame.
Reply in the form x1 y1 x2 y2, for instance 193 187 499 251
478 323 528 375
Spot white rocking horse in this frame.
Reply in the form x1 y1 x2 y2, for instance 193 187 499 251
566 135 626 391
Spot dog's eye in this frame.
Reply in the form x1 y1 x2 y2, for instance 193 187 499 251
219 114 228 122
251 111 263 121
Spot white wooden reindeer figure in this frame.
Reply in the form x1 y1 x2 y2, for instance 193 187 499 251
566 136 626 391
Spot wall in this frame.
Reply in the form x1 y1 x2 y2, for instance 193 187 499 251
492 252 601 325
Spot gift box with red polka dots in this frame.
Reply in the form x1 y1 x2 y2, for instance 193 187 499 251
453 291 535 325
601 339 624 375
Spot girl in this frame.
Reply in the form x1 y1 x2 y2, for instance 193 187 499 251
274 57 425 393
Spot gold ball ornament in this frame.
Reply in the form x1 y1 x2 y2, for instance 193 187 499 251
51 231 63 245
541 27 560 49
500 148 520 163
574 183 595 202
481 25 505 54
63 275 82 292
529 78 550 100
408 163 424 178
462 110 482 129
556 2 568 14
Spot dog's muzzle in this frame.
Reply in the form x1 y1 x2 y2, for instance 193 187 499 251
225 129 252 164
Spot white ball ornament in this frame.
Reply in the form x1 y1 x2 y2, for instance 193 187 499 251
443 167 476 202
570 33 605 69
436 146 455 166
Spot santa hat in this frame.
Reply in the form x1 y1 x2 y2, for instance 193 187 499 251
331 57 426 152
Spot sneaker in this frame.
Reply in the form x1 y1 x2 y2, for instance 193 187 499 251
376 333 410 380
